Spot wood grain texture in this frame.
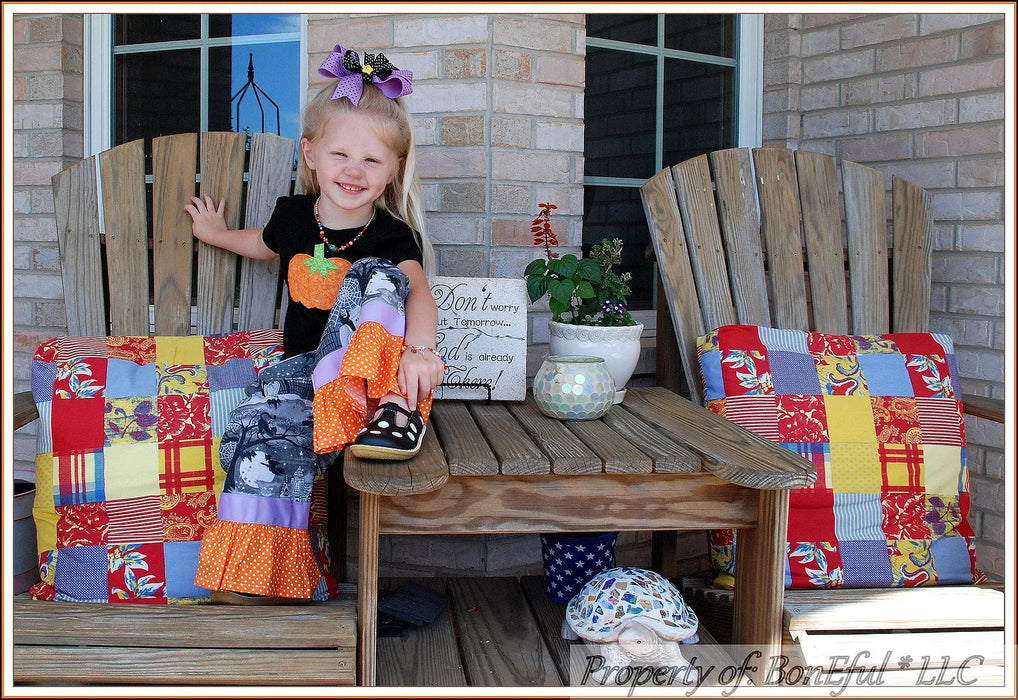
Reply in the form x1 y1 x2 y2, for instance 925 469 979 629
468 401 550 475
671 154 736 332
752 147 809 330
52 155 106 336
151 133 198 336
376 578 466 686
99 138 150 336
564 409 653 474
710 147 771 326
237 132 293 331
508 396 603 474
14 390 38 430
13 597 355 685
599 402 701 473
430 400 499 475
375 473 760 534
358 491 381 686
962 393 1005 422
641 168 707 405
891 175 933 333
842 159 889 334
448 577 563 686
196 131 246 334
622 387 816 489
518 575 574 682
794 150 848 334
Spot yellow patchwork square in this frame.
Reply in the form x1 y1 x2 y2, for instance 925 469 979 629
824 395 878 442
211 435 227 495
829 442 882 492
159 438 216 495
103 443 160 500
816 354 869 395
879 443 925 489
924 444 965 495
33 452 58 550
889 539 933 586
155 335 205 365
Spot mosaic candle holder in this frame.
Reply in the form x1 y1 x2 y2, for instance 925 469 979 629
532 355 615 420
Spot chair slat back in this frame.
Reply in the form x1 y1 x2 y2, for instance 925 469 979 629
641 146 934 405
51 132 296 338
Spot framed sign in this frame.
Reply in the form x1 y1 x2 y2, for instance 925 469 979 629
430 276 528 401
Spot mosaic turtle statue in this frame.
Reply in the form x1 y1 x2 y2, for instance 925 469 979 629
562 567 700 682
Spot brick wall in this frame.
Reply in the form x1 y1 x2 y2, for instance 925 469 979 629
12 13 84 482
763 13 1006 579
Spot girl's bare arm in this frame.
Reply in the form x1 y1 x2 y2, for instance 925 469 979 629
398 260 443 410
185 195 277 260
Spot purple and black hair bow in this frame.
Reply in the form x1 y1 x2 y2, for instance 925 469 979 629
318 45 413 106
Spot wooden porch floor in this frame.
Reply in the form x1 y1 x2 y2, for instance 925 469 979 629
376 575 730 688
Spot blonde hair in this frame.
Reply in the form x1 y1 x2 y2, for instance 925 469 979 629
298 81 434 278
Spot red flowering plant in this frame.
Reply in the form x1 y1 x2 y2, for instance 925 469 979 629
523 202 636 326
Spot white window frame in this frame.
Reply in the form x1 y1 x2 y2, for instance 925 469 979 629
84 14 307 155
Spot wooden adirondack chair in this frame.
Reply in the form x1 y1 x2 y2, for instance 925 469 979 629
641 146 1005 684
13 132 357 685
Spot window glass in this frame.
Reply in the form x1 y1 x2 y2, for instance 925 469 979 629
113 14 300 146
663 58 735 167
209 13 301 38
584 47 656 180
114 50 201 143
586 14 658 46
584 14 739 312
116 14 200 44
583 186 656 311
664 14 734 56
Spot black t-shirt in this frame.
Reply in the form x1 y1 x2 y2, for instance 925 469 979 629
261 194 423 357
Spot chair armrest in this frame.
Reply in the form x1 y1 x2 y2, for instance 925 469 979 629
14 390 38 430
962 393 1004 423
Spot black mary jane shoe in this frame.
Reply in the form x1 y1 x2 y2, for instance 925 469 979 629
349 402 426 460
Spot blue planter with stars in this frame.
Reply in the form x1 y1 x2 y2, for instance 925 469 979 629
540 531 619 604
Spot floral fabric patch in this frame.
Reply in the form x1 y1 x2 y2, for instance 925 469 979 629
698 325 982 589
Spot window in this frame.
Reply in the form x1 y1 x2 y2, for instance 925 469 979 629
583 14 761 312
92 14 302 149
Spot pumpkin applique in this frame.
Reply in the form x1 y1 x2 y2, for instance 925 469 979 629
288 243 351 310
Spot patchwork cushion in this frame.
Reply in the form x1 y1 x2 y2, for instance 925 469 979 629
29 330 333 603
699 325 982 589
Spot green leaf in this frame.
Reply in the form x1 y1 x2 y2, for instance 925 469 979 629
575 258 602 283
526 275 548 303
524 258 547 276
548 278 576 305
575 280 596 299
548 255 578 277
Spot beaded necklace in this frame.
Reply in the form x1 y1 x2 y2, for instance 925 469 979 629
314 197 375 253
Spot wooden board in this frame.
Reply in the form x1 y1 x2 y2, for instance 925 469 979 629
447 576 563 686
13 594 356 685
376 578 466 686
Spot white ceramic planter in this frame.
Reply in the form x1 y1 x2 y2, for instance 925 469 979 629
548 321 644 404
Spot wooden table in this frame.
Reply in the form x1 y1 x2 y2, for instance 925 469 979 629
345 386 817 686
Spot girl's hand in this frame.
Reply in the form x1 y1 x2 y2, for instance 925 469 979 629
398 345 445 410
184 195 227 244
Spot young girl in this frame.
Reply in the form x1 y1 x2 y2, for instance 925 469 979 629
186 46 444 602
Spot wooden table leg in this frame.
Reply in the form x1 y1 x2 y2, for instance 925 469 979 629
732 488 789 686
357 491 381 686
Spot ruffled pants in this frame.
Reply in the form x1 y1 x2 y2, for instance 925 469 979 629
195 258 432 599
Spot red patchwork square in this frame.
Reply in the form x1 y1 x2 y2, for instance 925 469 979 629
108 543 167 603
778 394 829 442
161 492 217 542
882 491 928 539
157 394 211 441
56 502 109 547
871 396 921 444
51 397 105 453
107 336 156 364
204 331 251 365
